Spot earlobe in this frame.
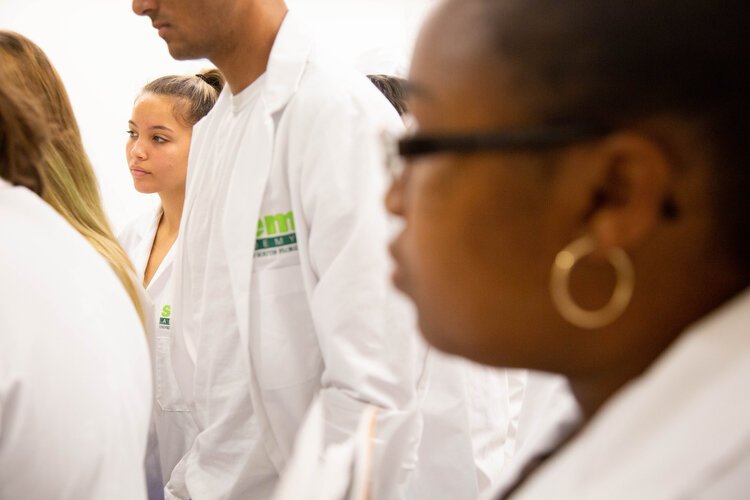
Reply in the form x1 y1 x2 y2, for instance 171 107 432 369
586 132 674 253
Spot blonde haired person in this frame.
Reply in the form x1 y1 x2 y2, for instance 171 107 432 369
0 30 144 322
120 69 225 498
0 62 151 500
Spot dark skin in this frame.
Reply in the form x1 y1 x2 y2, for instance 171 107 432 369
386 0 750 421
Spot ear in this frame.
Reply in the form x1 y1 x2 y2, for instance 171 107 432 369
586 132 674 253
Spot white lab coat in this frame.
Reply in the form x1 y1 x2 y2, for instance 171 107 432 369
275 346 577 500
505 288 750 499
0 179 152 499
120 206 199 491
271 397 379 500
410 350 526 498
480 372 581 499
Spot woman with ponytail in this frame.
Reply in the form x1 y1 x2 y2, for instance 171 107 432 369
120 69 225 497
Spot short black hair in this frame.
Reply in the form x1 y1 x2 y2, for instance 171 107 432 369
470 0 750 259
368 74 408 116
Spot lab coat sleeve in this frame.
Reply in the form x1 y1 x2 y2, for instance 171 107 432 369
292 86 423 499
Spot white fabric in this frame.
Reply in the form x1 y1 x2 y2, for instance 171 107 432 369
271 397 379 500
410 350 522 499
0 179 152 499
274 344 576 500
481 372 581 499
167 12 423 500
507 288 750 499
119 206 199 492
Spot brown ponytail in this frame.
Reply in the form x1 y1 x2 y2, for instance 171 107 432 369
140 68 226 126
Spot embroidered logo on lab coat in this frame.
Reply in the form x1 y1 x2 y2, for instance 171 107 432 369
159 304 171 330
255 211 298 258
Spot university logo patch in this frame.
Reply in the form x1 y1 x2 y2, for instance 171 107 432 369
255 211 299 258
159 304 171 330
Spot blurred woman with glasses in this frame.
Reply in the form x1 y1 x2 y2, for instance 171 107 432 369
386 0 750 498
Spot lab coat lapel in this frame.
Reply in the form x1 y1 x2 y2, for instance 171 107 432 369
222 9 313 359
220 11 315 472
221 109 273 358
262 11 312 115
130 207 161 283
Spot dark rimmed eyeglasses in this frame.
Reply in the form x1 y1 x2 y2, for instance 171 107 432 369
383 122 609 180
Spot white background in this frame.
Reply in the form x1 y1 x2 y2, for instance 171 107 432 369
0 0 436 230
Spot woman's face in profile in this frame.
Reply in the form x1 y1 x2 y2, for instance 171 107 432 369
126 93 192 196
386 10 588 372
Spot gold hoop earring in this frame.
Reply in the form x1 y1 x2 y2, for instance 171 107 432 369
549 236 634 329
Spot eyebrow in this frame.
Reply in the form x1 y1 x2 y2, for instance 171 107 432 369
128 120 175 133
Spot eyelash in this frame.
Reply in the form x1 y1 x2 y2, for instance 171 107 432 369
126 130 168 144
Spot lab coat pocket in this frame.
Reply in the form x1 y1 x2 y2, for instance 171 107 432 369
252 265 323 391
155 336 191 412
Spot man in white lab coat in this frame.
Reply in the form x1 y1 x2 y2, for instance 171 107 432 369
131 1 425 498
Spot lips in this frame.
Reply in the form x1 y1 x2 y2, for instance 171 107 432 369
152 21 171 38
130 167 151 178
388 238 407 291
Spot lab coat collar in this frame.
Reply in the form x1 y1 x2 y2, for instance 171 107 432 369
261 10 313 115
131 205 175 293
134 204 162 241
511 287 750 498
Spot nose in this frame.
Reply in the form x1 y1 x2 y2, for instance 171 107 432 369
128 137 147 161
385 174 406 217
132 0 156 16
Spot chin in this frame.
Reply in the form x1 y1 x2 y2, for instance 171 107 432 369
166 41 206 61
133 184 157 195
418 316 463 355
419 315 505 367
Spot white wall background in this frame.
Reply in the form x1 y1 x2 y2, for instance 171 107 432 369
0 0 436 230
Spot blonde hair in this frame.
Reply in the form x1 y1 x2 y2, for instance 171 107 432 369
0 31 145 325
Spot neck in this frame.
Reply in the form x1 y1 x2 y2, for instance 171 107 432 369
568 362 648 420
212 3 289 94
568 257 750 421
158 189 184 236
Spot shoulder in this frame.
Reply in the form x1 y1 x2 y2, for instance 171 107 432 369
193 88 231 139
0 183 80 267
0 183 141 335
287 56 400 127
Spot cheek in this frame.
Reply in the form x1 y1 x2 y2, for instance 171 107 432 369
155 146 187 176
179 147 191 174
399 165 558 364
398 170 502 347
